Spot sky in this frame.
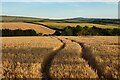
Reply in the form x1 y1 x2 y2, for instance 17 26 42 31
1 0 120 2
1 2 118 19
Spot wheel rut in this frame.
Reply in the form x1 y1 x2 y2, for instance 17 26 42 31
41 37 66 80
65 38 104 79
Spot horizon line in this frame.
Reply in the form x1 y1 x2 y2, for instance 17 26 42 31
1 15 118 19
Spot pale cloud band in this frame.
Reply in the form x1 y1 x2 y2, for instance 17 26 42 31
1 0 120 2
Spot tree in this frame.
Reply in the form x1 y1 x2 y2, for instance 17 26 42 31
53 30 61 36
62 26 73 36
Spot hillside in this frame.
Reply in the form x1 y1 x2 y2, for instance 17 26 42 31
1 16 120 25
1 16 120 36
0 16 44 22
36 22 118 29
0 22 55 35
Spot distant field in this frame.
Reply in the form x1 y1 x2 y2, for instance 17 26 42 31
1 16 119 30
0 22 55 34
1 36 119 79
1 16 43 22
36 22 119 29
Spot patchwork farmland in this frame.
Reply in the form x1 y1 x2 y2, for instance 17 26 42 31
1 36 119 79
0 16 119 79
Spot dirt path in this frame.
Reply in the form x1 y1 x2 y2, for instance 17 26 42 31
41 36 109 79
65 38 105 79
48 37 98 78
41 37 66 79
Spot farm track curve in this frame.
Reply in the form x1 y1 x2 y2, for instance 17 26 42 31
2 36 119 79
65 38 106 79
41 37 66 80
49 37 99 79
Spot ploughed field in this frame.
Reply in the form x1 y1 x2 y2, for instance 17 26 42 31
1 36 119 79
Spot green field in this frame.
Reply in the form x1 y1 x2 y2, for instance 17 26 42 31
35 22 119 29
1 16 119 29
1 16 120 36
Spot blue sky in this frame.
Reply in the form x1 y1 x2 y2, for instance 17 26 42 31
1 2 118 19
1 0 120 2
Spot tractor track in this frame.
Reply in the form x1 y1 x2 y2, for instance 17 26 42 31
65 38 104 79
41 37 66 80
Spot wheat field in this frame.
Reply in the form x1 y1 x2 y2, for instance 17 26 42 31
2 37 62 78
49 38 98 78
0 22 55 34
1 36 119 79
64 36 119 79
36 22 119 29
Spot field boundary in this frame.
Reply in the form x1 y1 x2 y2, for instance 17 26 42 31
24 22 63 31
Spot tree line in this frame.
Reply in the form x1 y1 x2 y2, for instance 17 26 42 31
1 25 120 36
53 25 120 36
1 29 42 36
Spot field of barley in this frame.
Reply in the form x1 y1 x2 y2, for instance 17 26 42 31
1 16 43 22
1 36 119 79
36 22 119 29
0 22 55 34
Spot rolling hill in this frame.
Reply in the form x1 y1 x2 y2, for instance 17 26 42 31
1 16 120 25
0 16 44 22
0 22 55 35
0 16 120 36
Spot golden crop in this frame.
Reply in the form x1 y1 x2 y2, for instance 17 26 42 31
1 36 119 79
64 36 119 79
50 38 98 78
36 22 119 29
2 37 62 78
0 22 55 34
